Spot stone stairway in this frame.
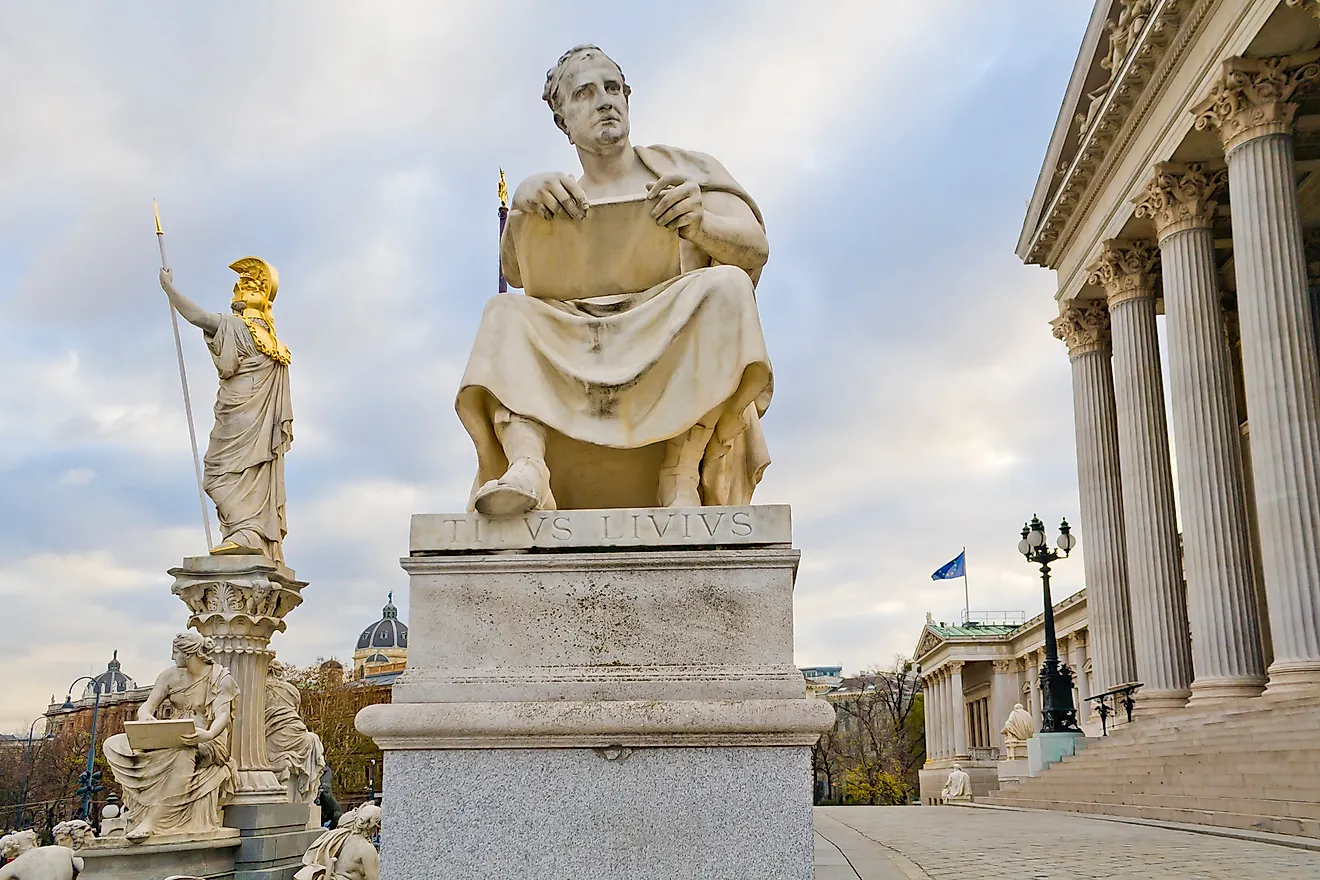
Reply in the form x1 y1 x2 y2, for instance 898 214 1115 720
980 693 1320 838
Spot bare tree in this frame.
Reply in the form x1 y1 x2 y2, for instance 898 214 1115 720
825 655 925 805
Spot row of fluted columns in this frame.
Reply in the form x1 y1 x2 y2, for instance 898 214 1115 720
1053 50 1320 710
921 662 967 760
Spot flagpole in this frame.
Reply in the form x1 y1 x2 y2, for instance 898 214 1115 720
154 200 214 551
963 547 970 624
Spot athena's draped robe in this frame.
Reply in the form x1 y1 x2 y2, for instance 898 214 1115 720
103 664 239 837
457 145 773 510
203 314 294 561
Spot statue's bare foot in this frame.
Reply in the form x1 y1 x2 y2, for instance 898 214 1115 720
211 540 259 556
658 468 701 508
474 458 554 516
126 824 151 842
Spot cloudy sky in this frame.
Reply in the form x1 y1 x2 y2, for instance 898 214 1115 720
0 1 1100 730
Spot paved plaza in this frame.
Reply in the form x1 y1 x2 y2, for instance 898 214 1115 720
814 806 1320 880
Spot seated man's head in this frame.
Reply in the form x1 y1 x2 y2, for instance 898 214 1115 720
543 45 631 152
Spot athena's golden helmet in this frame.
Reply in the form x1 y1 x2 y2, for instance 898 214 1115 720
228 256 279 307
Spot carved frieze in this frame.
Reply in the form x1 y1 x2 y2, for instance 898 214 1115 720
1193 51 1320 154
1133 162 1226 240
1086 240 1160 306
1051 300 1112 357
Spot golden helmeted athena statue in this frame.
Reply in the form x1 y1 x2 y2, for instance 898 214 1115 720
160 258 293 561
457 44 773 515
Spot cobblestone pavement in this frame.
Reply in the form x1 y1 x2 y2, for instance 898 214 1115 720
814 806 1320 879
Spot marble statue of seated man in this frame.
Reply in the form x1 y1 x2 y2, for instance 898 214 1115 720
457 44 773 515
940 763 973 803
1001 702 1036 760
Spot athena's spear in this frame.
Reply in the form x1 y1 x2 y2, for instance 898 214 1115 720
154 200 214 551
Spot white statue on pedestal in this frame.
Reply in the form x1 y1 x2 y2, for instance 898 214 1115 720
266 660 327 804
0 830 82 880
1001 702 1036 760
940 764 973 803
102 632 239 840
160 257 293 561
294 804 381 880
458 44 773 515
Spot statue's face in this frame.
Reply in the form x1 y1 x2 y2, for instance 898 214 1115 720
232 274 269 312
172 646 189 668
558 56 629 150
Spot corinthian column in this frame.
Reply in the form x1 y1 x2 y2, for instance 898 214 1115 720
1133 163 1267 700
922 673 937 762
1087 241 1193 710
948 661 967 759
1052 301 1138 696
1195 52 1320 693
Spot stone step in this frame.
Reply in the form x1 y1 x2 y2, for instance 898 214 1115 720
977 795 1320 839
1098 706 1320 741
1013 781 1320 807
1014 767 1320 789
1056 738 1320 762
1057 749 1320 767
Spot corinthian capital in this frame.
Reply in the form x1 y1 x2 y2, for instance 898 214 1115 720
1052 300 1112 357
1193 51 1320 153
1086 239 1160 306
1132 162 1227 241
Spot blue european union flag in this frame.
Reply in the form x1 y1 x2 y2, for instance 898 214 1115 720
931 551 966 581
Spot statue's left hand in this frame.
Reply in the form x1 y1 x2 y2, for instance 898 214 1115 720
646 173 704 239
179 728 214 746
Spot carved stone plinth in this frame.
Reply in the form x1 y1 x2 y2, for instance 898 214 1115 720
171 555 307 804
358 505 834 880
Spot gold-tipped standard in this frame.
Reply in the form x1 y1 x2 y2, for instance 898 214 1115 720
498 168 508 209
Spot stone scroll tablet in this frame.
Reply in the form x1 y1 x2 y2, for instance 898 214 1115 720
510 195 681 300
410 504 790 554
123 719 196 751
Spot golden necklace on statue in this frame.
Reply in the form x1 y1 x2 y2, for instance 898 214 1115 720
242 313 292 365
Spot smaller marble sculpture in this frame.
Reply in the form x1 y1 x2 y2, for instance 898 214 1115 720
0 832 37 861
0 834 82 880
49 822 93 850
266 660 327 804
940 764 973 804
102 632 239 840
294 804 381 880
1001 702 1036 760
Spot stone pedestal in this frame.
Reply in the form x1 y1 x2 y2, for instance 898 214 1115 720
77 830 240 880
358 505 834 880
997 757 1029 780
170 555 317 879
170 555 307 803
1026 731 1088 776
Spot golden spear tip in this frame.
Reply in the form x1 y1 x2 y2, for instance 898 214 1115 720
498 168 508 209
153 199 163 235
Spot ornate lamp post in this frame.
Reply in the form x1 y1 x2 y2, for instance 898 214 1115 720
61 676 105 821
1017 515 1081 733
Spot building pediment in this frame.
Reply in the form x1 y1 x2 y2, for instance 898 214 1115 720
1019 0 1199 268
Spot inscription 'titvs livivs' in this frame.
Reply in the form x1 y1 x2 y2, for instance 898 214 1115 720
409 505 790 553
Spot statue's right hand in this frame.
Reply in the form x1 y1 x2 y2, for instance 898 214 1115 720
512 172 589 221
159 268 174 293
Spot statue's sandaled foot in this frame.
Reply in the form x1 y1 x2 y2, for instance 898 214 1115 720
658 468 701 508
474 458 554 517
211 540 259 556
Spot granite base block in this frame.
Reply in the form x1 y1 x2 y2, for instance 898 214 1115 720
1027 731 1089 776
225 802 325 880
382 746 814 880
77 833 239 880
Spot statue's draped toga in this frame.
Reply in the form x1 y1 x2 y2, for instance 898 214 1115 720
457 145 772 511
203 313 294 562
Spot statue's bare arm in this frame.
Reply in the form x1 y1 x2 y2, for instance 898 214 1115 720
159 269 223 336
137 670 174 721
646 176 768 275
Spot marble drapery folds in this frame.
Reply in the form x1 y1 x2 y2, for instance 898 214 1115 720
103 662 239 839
203 313 294 562
266 667 327 803
457 145 773 511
